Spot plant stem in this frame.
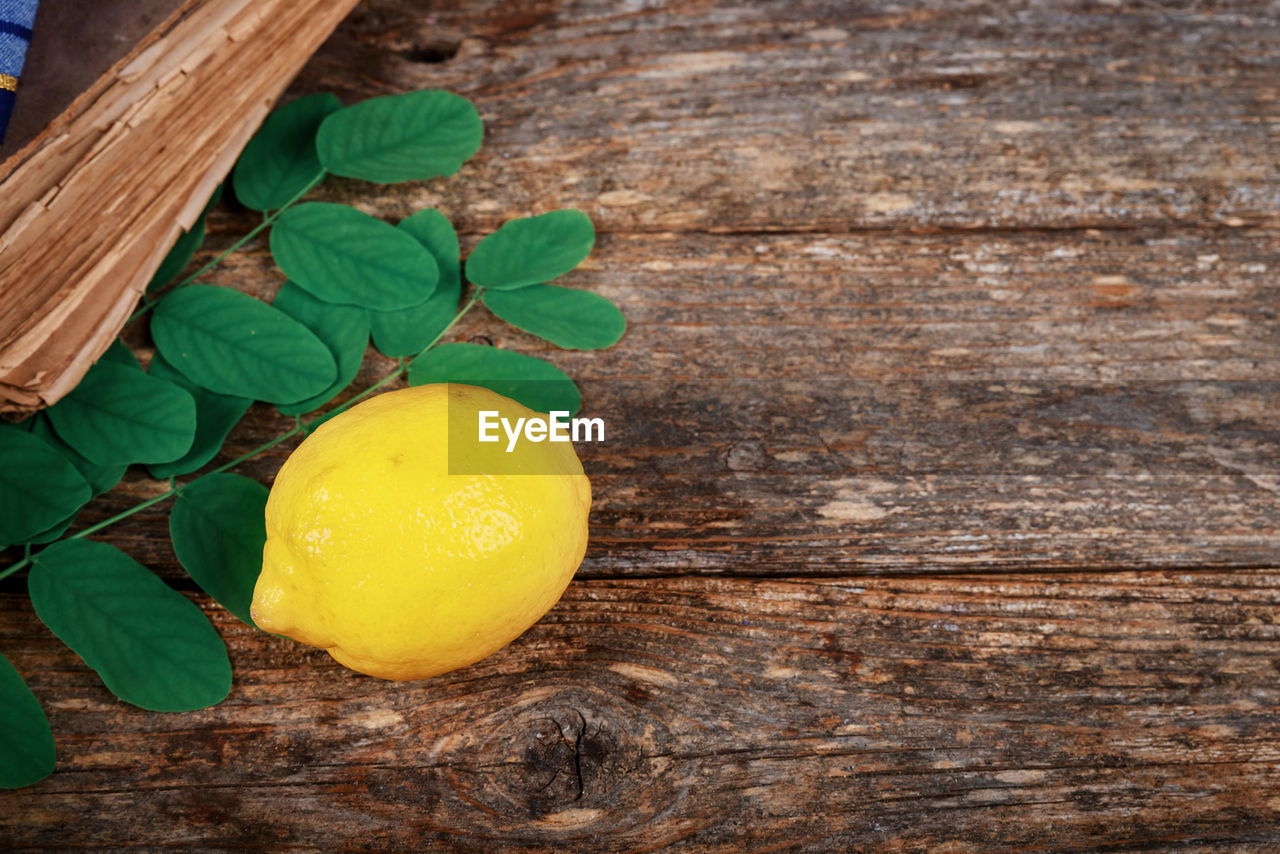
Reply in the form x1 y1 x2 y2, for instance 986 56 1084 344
321 290 485 418
0 559 28 581
58 423 306 546
1 288 485 578
66 486 184 543
126 175 325 324
419 290 484 357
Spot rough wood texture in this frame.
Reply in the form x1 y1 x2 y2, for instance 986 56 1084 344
0 0 361 413
2 0 1279 849
4 572 1280 850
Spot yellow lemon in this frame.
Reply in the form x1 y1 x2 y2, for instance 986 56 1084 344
250 383 591 680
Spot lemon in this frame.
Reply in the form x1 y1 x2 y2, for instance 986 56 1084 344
250 383 591 680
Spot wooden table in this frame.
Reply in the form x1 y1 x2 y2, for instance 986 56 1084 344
3 1 1279 848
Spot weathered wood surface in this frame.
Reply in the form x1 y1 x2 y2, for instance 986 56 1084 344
2 0 1279 849
4 572 1280 850
69 227 1280 576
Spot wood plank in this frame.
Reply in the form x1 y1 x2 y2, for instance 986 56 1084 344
3 570 1278 849
42 226 1275 577
2 0 1277 847
299 0 1280 233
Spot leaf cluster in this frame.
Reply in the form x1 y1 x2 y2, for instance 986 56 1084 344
0 88 625 788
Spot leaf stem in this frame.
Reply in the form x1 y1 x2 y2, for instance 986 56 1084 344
127 174 326 324
66 487 183 543
419 290 484 357
0 558 29 582
305 289 485 421
205 424 305 479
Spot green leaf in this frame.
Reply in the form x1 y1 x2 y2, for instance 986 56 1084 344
23 513 77 546
45 361 197 466
465 210 595 290
146 218 206 293
0 426 92 546
28 540 232 712
146 353 253 479
233 92 342 211
316 90 482 183
370 209 461 357
99 339 142 370
0 653 56 789
270 202 439 311
151 285 337 405
272 282 370 415
484 285 625 350
170 473 267 628
29 414 126 497
408 342 581 414
6 416 101 546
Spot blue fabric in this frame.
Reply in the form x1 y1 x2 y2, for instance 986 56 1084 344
0 0 38 143
0 0 38 27
0 30 31 75
0 19 32 41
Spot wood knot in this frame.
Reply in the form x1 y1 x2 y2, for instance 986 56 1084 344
523 708 607 812
432 686 677 837
401 37 460 64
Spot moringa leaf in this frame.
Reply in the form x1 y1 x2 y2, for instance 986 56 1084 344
0 653 56 790
27 540 232 712
270 202 438 311
170 473 268 628
99 339 142 370
316 90 482 183
45 361 197 466
233 92 342 211
0 426 91 547
151 285 337 405
23 513 77 546
29 414 126 497
483 285 625 350
408 342 581 414
370 209 461 357
272 282 370 416
465 210 594 290
146 353 253 479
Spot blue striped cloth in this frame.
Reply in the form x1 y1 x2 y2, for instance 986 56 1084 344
0 0 38 143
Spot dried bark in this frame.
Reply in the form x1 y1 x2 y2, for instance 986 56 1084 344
0 0 360 413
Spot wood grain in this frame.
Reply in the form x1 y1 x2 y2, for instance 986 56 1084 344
3 571 1279 850
301 0 1280 233
1 0 1278 848
63 226 1280 577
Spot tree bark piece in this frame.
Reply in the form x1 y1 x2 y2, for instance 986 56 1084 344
0 0 361 413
